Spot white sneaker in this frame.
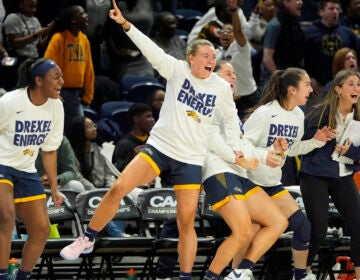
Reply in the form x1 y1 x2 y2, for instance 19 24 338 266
302 272 317 280
155 278 171 280
60 236 95 260
293 272 317 280
224 269 254 280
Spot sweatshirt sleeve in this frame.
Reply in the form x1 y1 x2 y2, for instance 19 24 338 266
207 108 237 163
125 25 178 81
288 138 325 156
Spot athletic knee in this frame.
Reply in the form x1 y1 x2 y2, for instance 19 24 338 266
0 211 15 234
288 209 311 250
231 225 252 244
177 217 195 233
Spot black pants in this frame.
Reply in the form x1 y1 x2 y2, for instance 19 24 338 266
299 173 360 266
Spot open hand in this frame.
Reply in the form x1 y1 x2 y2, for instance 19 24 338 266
51 191 65 208
334 137 352 156
314 126 337 142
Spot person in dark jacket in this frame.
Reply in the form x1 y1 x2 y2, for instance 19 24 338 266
299 69 360 279
112 103 155 172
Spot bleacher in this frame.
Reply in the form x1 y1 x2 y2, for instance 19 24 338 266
10 186 355 280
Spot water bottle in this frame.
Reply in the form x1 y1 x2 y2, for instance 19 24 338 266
126 268 137 280
11 225 18 239
8 258 19 280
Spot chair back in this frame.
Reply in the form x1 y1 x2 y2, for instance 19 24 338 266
45 190 76 222
137 188 177 221
127 82 165 103
200 192 221 220
75 189 140 224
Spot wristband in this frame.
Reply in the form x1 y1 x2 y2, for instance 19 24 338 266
119 19 127 25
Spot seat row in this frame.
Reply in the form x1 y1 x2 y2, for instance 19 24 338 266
11 188 219 280
10 187 350 280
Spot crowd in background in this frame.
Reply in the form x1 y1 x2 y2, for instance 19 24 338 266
1 0 360 279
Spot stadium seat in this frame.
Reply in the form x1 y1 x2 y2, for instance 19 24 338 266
120 75 160 99
137 188 216 278
99 101 134 119
75 189 155 279
126 82 165 104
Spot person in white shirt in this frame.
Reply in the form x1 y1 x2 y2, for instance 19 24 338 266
215 0 259 122
240 67 336 280
202 59 289 280
187 0 253 44
0 58 64 280
60 1 255 278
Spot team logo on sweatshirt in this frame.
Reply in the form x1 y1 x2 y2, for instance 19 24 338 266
14 120 51 147
178 79 217 118
186 110 201 123
266 123 299 148
23 149 35 156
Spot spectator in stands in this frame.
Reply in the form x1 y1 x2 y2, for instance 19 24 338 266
67 117 115 191
215 0 259 122
322 47 358 98
147 88 165 121
260 0 305 88
60 2 253 279
248 0 276 51
67 116 135 237
339 0 360 35
83 0 111 74
152 11 186 60
239 67 336 280
0 0 9 91
112 103 155 172
36 136 86 193
0 0 8 58
3 0 54 90
44 5 95 136
303 0 360 109
0 57 64 280
300 69 360 279
103 0 156 82
196 0 230 48
187 0 254 45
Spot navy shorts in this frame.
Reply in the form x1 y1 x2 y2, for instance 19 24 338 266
203 172 262 211
261 184 289 199
139 144 202 190
0 164 45 203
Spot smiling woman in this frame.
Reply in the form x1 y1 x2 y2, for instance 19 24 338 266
0 57 64 279
300 69 360 279
59 1 253 278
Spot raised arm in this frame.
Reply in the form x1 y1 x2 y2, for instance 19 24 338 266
227 0 247 47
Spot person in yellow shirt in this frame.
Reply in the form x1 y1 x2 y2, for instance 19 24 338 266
44 5 95 136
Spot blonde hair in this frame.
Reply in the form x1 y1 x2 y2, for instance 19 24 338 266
186 39 214 64
311 70 360 128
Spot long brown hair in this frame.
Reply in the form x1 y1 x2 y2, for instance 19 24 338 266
248 67 307 113
332 47 357 77
309 70 360 128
